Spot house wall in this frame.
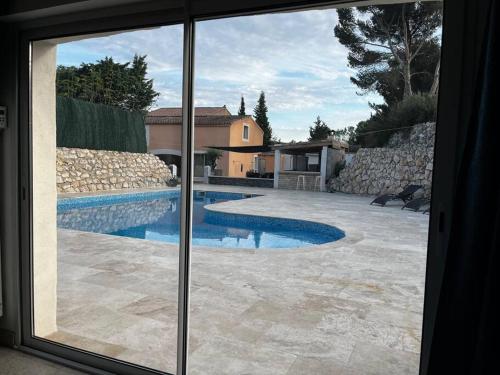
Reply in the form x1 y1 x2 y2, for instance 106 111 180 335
261 154 274 173
147 124 182 151
261 154 291 173
227 118 263 177
147 118 263 178
147 124 232 175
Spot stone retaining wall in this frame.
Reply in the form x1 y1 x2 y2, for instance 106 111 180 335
330 123 435 196
57 147 172 193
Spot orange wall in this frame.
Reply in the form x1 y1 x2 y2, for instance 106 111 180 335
227 119 264 177
229 118 263 146
147 119 263 177
148 124 232 174
261 154 275 173
261 154 288 173
148 124 231 151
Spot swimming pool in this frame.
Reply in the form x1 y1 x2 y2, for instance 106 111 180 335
57 190 344 249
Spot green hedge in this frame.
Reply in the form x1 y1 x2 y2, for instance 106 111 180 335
56 96 147 153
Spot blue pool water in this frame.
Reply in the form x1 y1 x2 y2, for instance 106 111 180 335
57 190 344 249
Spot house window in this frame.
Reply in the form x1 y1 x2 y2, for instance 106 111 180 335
242 124 249 141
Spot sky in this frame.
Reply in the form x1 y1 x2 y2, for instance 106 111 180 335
56 8 383 142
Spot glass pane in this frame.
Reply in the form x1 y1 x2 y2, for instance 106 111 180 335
31 25 183 373
189 2 442 374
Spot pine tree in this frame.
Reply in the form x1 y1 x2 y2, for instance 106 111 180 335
238 96 246 116
334 3 442 103
126 54 159 113
253 91 272 145
308 116 333 141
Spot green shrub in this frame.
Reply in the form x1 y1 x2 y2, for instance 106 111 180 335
354 94 437 147
205 148 223 170
386 94 437 130
56 96 147 153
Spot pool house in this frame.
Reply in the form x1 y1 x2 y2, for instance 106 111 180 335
272 138 348 191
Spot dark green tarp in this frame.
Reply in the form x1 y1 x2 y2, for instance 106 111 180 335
56 96 147 153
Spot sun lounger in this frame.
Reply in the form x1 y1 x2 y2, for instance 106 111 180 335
370 184 422 207
402 197 431 211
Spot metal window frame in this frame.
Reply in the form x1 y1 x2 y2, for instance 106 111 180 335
12 0 465 374
18 9 188 375
177 14 195 375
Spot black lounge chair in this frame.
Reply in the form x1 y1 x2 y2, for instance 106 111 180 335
402 197 431 212
370 185 422 207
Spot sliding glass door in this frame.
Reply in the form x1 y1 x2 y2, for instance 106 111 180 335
21 1 444 374
27 24 185 374
188 2 441 374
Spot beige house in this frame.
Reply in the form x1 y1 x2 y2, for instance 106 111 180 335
145 107 264 177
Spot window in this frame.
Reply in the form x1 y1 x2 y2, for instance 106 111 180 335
28 25 183 375
18 1 447 374
243 124 249 141
190 3 442 374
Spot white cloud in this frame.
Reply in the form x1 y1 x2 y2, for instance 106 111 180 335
193 9 383 140
56 8 383 142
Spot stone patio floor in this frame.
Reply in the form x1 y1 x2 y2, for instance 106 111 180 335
48 184 429 374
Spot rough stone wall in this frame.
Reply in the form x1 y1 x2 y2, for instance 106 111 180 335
57 147 172 193
330 123 435 196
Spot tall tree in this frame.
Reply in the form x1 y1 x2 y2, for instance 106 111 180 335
334 126 357 143
253 91 272 145
309 116 333 141
238 96 246 116
125 55 159 112
56 54 159 113
334 2 442 103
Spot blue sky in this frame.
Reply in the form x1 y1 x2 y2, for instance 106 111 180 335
57 8 383 142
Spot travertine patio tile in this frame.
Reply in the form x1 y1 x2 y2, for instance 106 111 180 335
345 342 420 375
286 356 347 375
258 323 356 364
45 331 127 358
51 185 428 374
188 335 298 375
119 295 178 323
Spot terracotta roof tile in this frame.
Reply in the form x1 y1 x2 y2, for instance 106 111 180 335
146 114 252 126
148 106 231 117
146 107 257 127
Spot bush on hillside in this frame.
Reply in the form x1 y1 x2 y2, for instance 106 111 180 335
354 94 437 148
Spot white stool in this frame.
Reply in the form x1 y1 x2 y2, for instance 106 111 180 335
313 175 321 191
296 175 306 190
